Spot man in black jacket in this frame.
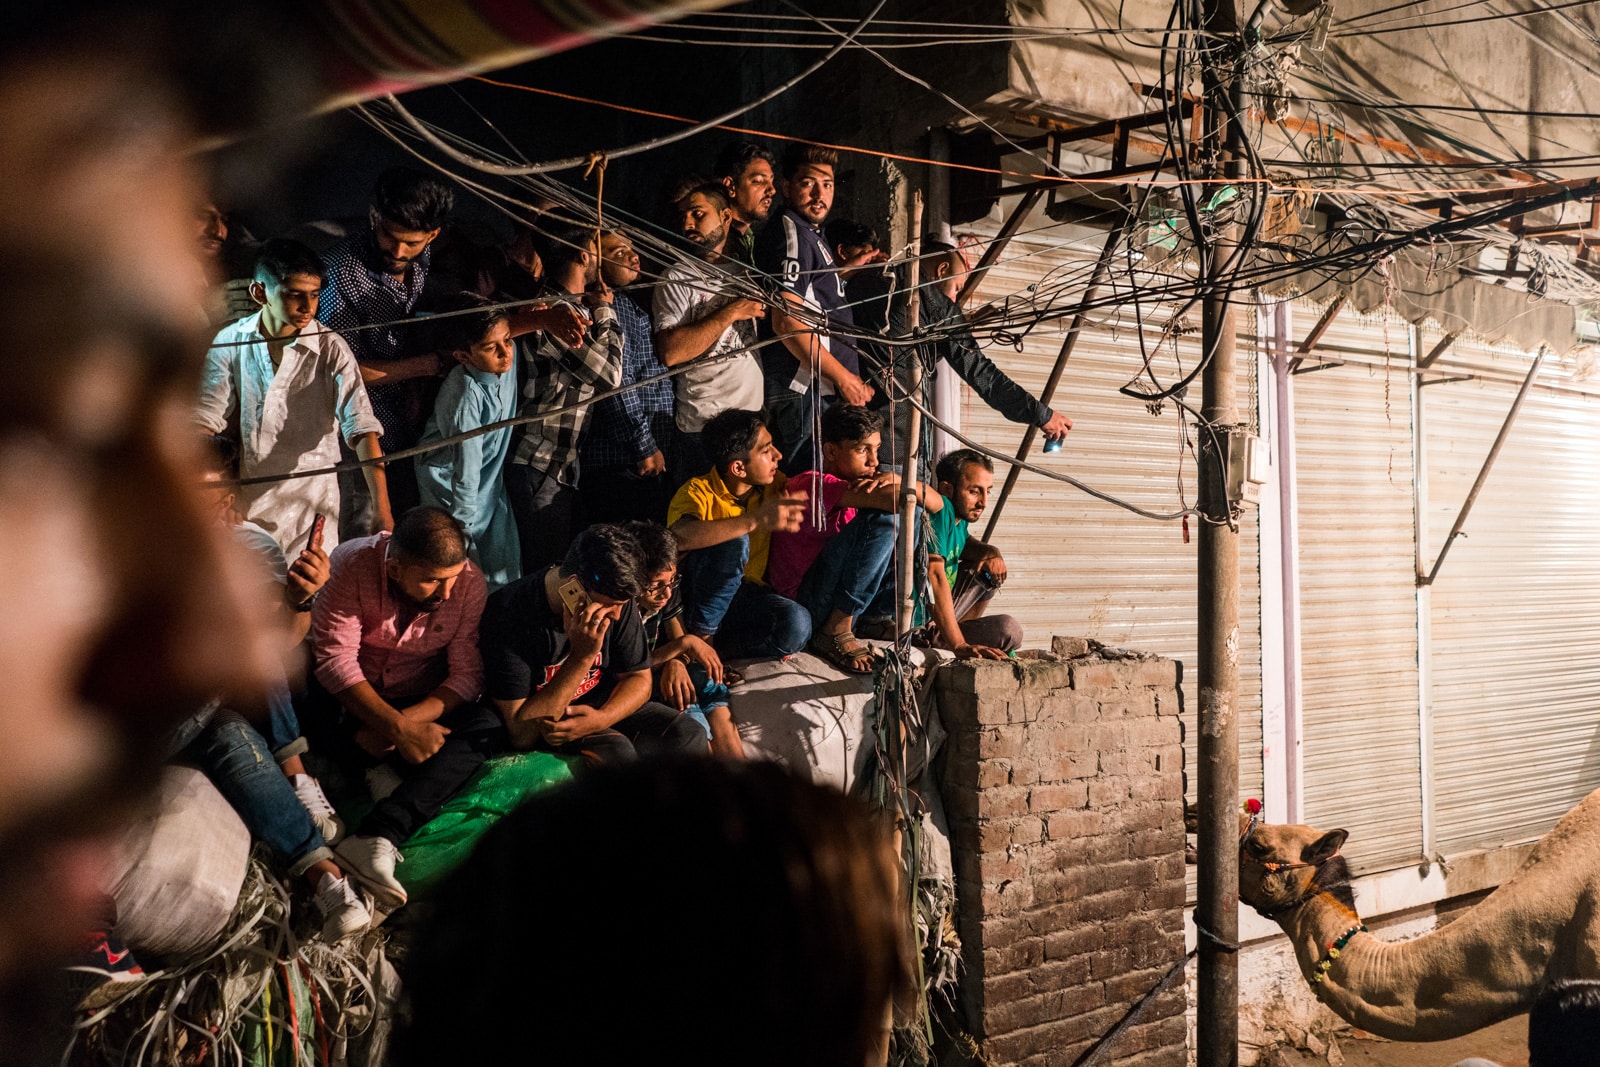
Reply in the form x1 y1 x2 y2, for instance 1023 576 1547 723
855 235 1073 467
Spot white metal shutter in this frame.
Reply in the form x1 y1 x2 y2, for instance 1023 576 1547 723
1290 306 1423 873
959 218 1265 807
1421 332 1600 854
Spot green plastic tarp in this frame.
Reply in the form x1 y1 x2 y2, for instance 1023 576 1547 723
338 751 577 898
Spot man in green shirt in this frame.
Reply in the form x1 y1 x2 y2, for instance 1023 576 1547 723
922 449 1022 657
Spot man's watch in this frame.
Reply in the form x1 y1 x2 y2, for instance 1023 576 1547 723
290 593 318 613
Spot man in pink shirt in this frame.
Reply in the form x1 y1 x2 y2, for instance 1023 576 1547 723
303 506 499 911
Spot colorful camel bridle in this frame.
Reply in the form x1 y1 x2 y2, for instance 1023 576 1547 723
1239 798 1341 874
1238 798 1366 989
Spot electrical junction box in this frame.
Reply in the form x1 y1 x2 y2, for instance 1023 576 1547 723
1227 430 1267 506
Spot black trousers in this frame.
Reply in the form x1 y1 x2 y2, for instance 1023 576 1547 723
767 390 840 476
580 465 676 526
299 682 507 846
543 701 708 767
504 464 581 574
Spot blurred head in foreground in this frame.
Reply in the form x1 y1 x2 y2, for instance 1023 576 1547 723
402 759 910 1067
1531 979 1600 1067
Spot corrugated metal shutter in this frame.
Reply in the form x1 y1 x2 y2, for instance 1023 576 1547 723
1421 332 1600 854
1291 306 1423 873
958 218 1265 808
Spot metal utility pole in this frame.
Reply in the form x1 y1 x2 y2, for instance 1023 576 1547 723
1196 0 1245 1064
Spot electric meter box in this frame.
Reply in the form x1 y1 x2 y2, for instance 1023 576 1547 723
1226 430 1267 506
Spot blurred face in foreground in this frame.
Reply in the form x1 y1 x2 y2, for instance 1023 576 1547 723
0 54 275 991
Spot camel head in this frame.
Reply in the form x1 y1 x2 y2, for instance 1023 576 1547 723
1238 813 1353 920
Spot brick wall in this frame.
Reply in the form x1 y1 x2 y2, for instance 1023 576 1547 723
936 640 1187 1067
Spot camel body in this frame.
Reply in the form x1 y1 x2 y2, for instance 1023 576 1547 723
1239 785 1600 1041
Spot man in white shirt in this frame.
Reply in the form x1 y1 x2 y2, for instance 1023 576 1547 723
197 238 392 556
654 182 768 481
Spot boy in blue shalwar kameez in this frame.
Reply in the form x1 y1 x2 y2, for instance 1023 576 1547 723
417 293 522 590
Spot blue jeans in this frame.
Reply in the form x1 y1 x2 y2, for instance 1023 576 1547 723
793 510 897 630
680 534 748 637
680 536 810 657
264 682 310 761
168 678 307 762
183 710 331 878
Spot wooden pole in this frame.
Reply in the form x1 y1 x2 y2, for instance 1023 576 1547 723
896 192 926 639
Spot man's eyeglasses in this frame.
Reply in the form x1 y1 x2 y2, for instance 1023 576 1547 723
643 577 682 598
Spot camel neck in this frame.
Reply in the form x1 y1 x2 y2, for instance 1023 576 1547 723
1280 886 1544 1041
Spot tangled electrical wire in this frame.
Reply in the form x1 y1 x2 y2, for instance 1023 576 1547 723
262 0 1600 530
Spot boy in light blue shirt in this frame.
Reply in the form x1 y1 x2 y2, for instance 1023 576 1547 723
416 293 521 590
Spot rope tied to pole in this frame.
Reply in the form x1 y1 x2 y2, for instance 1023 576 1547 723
584 151 608 273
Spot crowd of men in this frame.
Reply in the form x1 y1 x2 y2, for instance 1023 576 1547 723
175 143 1076 946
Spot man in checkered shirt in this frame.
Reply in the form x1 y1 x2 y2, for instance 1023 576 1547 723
318 168 455 519
506 219 624 572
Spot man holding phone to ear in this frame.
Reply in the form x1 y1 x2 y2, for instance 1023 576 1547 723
481 524 707 763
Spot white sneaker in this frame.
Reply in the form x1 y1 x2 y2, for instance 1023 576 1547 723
334 835 407 910
365 764 404 802
290 774 345 845
313 873 372 941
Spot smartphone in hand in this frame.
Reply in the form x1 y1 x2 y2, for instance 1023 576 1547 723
306 512 326 550
558 575 590 615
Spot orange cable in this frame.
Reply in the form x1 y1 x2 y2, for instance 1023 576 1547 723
468 74 1599 199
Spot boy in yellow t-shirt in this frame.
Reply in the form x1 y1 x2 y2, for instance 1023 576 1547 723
667 409 810 660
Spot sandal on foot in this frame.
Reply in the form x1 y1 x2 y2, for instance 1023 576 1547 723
809 630 878 674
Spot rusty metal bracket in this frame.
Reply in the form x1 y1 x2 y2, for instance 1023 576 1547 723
1418 349 1544 587
1416 332 1458 369
1285 294 1345 373
956 186 1044 308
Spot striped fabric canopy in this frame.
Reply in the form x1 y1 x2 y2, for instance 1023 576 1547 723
315 0 732 108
